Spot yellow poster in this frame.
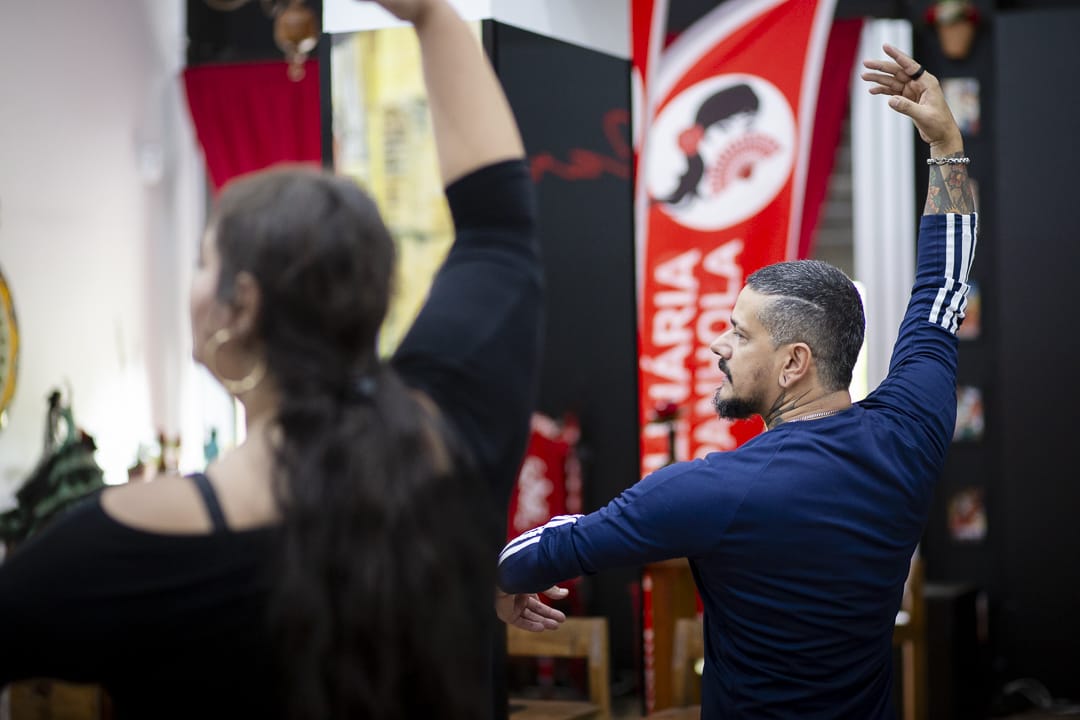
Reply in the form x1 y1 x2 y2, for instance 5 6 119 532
331 26 479 355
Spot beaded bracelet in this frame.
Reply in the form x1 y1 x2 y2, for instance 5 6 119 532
926 156 970 165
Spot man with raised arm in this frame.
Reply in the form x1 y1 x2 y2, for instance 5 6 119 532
497 44 976 718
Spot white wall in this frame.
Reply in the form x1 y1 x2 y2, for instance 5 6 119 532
0 1 213 502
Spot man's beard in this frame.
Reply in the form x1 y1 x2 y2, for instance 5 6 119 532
713 387 759 420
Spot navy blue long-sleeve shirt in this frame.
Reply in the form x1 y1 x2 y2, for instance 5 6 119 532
500 213 977 719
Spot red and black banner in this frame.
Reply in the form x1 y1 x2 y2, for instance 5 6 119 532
633 0 839 476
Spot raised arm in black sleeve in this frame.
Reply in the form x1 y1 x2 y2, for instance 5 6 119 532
391 158 542 512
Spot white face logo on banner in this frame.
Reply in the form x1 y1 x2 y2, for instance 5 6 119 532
646 75 796 232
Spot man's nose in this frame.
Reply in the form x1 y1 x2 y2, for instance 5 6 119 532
710 332 732 357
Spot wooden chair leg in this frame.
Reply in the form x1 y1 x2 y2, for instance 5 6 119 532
901 641 915 720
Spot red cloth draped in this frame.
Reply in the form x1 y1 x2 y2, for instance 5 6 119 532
507 414 585 616
507 414 582 541
182 60 321 192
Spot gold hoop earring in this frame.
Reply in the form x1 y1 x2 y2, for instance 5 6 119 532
203 327 266 396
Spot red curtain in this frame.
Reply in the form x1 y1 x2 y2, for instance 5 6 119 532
798 18 865 259
182 60 321 193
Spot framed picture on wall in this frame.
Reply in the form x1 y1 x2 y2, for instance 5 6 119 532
947 486 988 543
941 77 980 136
954 385 985 442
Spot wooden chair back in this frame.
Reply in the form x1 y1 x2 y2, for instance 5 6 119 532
893 548 927 720
670 615 704 708
647 551 926 720
506 616 612 720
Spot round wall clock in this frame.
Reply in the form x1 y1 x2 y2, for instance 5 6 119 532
0 266 18 427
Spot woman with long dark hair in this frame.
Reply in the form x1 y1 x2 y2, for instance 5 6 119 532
0 1 562 718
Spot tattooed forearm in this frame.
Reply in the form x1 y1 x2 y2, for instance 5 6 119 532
924 153 975 214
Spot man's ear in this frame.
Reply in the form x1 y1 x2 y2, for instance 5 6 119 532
228 271 262 340
778 343 812 388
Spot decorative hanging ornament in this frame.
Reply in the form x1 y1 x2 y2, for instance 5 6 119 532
274 0 320 81
0 265 18 431
203 0 319 81
925 1 981 60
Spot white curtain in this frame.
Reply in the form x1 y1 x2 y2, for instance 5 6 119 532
851 19 916 394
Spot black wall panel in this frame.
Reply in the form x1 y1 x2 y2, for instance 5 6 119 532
914 0 1001 597
491 23 642 692
992 6 1080 698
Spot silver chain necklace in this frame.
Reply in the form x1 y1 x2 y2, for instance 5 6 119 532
786 408 843 423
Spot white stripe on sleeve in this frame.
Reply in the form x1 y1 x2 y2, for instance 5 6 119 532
929 214 977 334
499 514 582 565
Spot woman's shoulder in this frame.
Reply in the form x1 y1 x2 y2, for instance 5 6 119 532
100 474 218 535
101 442 280 535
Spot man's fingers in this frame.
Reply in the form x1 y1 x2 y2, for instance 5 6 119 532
883 44 924 80
863 59 899 75
887 95 917 116
541 585 569 600
864 52 924 86
515 609 559 631
882 43 915 70
861 71 904 95
495 586 569 631
863 58 911 80
511 616 548 632
527 597 567 623
520 607 562 629
863 44 957 147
